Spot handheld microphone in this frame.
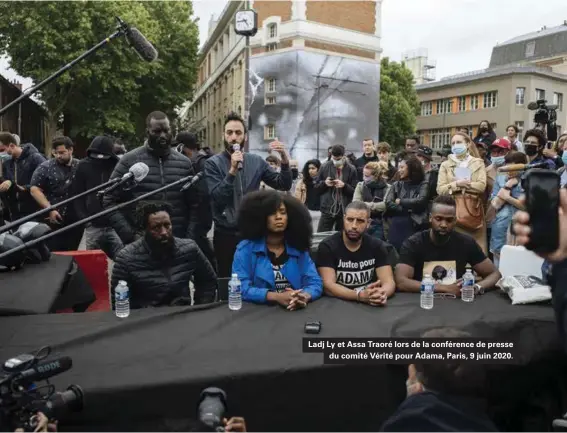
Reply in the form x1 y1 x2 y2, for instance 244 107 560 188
125 27 158 62
99 162 150 196
14 356 73 384
233 144 243 171
498 161 549 172
180 171 204 192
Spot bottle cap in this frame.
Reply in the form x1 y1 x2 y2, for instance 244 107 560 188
119 280 127 285
231 273 238 278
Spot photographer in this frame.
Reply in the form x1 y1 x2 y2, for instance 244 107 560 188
523 129 557 170
513 189 567 348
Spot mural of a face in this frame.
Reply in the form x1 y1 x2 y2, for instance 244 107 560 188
248 51 380 166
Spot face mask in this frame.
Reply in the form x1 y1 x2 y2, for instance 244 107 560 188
332 158 344 167
525 146 538 157
451 143 467 156
363 175 373 183
562 153 567 166
480 127 488 133
291 168 299 180
491 156 505 167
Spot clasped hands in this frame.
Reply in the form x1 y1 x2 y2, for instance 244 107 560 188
274 288 311 311
358 281 388 307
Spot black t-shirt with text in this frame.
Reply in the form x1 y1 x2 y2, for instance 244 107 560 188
316 232 390 289
399 230 486 284
268 249 293 292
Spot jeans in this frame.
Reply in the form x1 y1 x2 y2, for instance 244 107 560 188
85 225 123 259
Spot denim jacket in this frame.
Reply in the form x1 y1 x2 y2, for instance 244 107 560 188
232 238 323 304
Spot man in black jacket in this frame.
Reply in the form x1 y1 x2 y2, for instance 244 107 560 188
174 131 216 270
0 132 46 221
354 138 378 181
73 136 122 253
205 112 292 277
103 111 198 251
111 202 217 309
315 144 358 233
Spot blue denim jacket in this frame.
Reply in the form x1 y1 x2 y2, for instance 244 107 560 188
232 238 323 304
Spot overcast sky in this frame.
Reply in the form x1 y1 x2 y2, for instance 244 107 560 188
3 0 566 88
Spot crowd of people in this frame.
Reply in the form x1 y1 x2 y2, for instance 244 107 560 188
2 112 567 431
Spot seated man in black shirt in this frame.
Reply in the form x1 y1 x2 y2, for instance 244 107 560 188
396 195 501 295
316 201 395 305
111 202 217 309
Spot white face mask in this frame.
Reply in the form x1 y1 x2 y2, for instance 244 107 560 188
451 142 467 156
332 158 344 167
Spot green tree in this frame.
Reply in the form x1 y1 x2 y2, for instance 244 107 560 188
0 1 199 153
379 57 419 150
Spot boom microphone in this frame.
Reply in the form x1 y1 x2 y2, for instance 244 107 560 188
180 171 204 191
98 162 149 195
125 27 158 62
233 144 243 170
14 356 73 384
498 161 549 172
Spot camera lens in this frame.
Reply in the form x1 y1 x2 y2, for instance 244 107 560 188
43 385 84 418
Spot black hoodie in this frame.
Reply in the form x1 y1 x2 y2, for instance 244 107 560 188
0 143 46 220
381 391 498 432
73 136 119 227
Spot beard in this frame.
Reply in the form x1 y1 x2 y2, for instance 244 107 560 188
145 233 174 256
224 139 242 153
431 229 451 243
148 135 172 155
345 230 363 242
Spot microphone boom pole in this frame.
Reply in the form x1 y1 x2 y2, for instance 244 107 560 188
0 176 122 235
0 19 131 117
0 174 196 260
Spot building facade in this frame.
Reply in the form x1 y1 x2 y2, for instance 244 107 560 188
415 66 567 150
185 0 382 163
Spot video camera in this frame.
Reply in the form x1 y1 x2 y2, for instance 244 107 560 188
0 347 84 432
528 99 558 141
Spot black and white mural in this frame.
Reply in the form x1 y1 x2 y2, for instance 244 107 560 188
248 50 380 165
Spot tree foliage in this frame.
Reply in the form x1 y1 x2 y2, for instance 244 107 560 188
0 1 199 151
379 57 419 150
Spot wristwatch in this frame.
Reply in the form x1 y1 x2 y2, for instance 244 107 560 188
473 284 484 295
355 287 365 302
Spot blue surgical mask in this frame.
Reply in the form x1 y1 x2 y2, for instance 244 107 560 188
451 143 467 156
562 153 567 166
491 156 505 167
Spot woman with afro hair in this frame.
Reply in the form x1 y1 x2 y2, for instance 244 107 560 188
232 190 323 309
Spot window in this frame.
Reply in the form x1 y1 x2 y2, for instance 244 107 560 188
457 96 466 112
420 102 432 116
268 23 278 39
266 78 276 93
429 128 451 150
265 96 276 105
435 99 451 114
516 87 525 105
536 88 545 101
264 124 276 140
470 95 479 110
515 121 524 142
554 92 563 111
483 91 497 108
525 41 535 58
267 43 278 52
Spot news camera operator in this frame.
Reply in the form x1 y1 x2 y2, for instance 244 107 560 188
102 111 199 258
513 189 567 349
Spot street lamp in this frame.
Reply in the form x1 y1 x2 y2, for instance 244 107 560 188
316 82 329 160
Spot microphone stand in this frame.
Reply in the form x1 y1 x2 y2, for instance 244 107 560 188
0 177 123 235
0 174 196 260
0 17 130 116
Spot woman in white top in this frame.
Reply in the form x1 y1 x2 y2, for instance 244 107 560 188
437 132 488 253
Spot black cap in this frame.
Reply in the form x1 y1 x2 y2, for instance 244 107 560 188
417 145 433 161
175 131 198 150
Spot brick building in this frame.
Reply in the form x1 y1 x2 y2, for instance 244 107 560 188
184 0 382 163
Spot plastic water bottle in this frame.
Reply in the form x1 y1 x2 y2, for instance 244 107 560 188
115 280 130 318
228 273 242 311
462 267 475 303
420 274 434 310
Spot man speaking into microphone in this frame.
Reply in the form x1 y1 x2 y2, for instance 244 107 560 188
205 112 292 277
103 111 198 259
